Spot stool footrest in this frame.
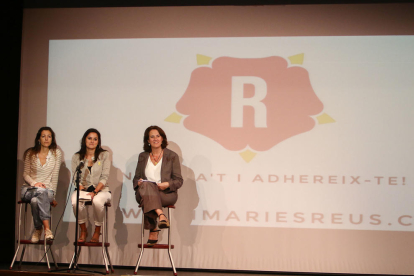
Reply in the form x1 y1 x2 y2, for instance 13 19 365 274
18 239 54 245
74 242 110 247
84 201 111 207
138 244 174 249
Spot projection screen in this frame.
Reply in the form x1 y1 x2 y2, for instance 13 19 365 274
16 4 414 274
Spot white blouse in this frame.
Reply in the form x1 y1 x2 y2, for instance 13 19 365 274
145 156 163 183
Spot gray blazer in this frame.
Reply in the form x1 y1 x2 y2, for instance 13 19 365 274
71 151 111 192
132 148 183 193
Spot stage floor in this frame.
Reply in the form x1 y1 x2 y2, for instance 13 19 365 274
1 263 281 275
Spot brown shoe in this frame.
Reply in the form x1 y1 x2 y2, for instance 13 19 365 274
158 213 170 229
78 230 88 243
90 233 101 243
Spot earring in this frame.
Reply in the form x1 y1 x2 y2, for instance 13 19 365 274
148 143 151 146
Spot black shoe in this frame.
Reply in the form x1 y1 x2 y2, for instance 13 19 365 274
147 229 160 247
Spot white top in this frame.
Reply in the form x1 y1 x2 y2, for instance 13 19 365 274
23 148 62 198
145 156 163 183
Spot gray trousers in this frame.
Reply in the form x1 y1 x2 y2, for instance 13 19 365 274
135 182 177 230
21 186 54 230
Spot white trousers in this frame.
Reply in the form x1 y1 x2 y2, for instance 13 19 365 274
71 191 111 226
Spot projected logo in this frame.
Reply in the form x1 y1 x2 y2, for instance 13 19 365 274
166 54 335 162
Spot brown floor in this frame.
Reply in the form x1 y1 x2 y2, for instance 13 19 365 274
2 263 287 276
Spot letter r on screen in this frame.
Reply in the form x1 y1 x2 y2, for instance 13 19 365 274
231 76 267 128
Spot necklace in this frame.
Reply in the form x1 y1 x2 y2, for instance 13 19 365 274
151 150 163 165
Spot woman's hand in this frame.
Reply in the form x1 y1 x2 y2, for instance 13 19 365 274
34 182 46 188
138 179 143 186
87 192 95 201
89 183 103 201
79 184 86 191
51 200 58 207
157 182 170 191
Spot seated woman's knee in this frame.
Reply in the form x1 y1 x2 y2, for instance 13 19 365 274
30 197 38 205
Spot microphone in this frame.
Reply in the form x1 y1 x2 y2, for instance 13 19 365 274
76 160 85 172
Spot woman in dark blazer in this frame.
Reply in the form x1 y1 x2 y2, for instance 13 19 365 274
133 125 183 246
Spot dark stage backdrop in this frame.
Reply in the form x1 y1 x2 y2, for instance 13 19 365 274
15 2 414 274
2 0 22 266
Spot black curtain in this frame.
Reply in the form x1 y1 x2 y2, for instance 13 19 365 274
0 1 22 265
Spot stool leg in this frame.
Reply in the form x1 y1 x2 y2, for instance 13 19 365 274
167 208 177 276
49 245 58 269
102 206 109 274
75 247 82 268
102 246 109 274
18 244 27 270
18 204 28 269
105 247 114 273
10 204 24 269
23 204 28 239
134 209 145 275
104 206 114 273
68 246 81 270
10 244 20 269
44 238 51 270
68 250 76 270
48 207 58 270
134 244 144 275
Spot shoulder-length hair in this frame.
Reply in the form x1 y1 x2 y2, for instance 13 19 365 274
143 125 168 152
76 128 107 162
24 126 57 160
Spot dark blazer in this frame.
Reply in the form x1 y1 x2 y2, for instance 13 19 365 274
132 148 183 193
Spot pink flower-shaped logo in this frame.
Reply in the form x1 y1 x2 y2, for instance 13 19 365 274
176 56 324 151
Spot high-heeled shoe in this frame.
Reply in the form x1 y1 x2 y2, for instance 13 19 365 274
90 233 101 243
78 230 88 243
147 229 160 247
158 213 170 229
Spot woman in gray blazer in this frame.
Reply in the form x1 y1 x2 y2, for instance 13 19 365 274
71 128 111 243
133 125 183 246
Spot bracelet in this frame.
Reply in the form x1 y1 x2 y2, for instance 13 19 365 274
93 190 98 195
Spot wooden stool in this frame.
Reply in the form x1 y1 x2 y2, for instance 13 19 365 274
10 200 58 270
68 202 114 274
134 205 177 275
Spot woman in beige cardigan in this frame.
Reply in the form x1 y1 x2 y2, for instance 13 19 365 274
71 128 111 243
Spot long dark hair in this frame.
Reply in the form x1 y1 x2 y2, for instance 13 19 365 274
24 127 57 160
76 128 107 162
143 125 168 152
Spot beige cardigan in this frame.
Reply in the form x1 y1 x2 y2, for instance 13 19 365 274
71 151 110 192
